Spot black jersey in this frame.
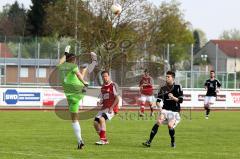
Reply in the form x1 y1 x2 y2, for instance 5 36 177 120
204 79 221 97
156 83 183 112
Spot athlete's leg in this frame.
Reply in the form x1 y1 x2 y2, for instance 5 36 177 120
70 113 84 149
204 96 210 119
143 111 165 147
67 94 84 149
99 116 107 141
168 111 181 148
139 95 146 116
168 119 176 148
207 96 216 118
94 118 101 134
146 101 153 116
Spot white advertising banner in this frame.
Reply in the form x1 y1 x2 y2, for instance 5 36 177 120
0 88 42 106
0 87 239 108
42 88 99 107
0 88 99 108
182 90 240 108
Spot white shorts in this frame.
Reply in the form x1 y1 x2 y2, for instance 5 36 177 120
139 94 155 103
95 109 114 121
158 109 181 128
204 96 216 106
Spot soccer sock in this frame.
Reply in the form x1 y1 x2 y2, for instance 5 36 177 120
149 124 159 143
140 105 145 113
72 121 82 143
169 128 175 143
99 130 107 141
150 104 153 112
206 108 210 116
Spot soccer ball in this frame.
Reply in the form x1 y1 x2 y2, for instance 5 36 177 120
111 4 122 15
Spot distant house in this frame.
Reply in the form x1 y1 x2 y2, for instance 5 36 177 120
0 58 58 85
194 40 240 72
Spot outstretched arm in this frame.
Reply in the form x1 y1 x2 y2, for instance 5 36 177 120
58 55 66 65
80 67 88 79
58 45 71 65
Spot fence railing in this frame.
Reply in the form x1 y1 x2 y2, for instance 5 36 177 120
0 36 239 89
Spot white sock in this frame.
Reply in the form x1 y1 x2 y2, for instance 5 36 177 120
72 121 82 143
87 61 97 73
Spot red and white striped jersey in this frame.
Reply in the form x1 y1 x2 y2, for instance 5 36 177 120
100 82 119 113
139 76 153 96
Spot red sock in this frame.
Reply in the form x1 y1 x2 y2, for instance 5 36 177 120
140 105 145 113
99 130 107 141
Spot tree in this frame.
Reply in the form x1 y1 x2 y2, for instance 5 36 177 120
8 1 27 36
193 30 200 54
44 0 194 73
26 0 55 36
0 2 27 36
145 0 194 70
195 28 207 46
193 29 208 54
45 0 148 67
0 4 14 36
219 29 240 40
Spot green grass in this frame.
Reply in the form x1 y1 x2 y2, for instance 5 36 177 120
0 110 239 159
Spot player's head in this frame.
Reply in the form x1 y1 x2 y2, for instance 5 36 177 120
101 70 110 84
210 70 215 78
66 53 76 63
144 69 149 76
166 71 175 85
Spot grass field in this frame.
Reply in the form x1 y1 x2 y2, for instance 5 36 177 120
0 110 239 159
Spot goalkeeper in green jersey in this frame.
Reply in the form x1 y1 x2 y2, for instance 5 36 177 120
57 45 97 149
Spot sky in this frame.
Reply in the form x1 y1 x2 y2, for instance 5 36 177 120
1 0 240 40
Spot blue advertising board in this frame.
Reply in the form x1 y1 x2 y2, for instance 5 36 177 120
3 89 40 105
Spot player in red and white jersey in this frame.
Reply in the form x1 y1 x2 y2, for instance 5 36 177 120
139 69 154 117
94 70 120 145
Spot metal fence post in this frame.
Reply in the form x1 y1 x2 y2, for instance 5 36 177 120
190 44 193 89
234 72 237 89
215 44 218 75
17 43 21 86
4 36 7 85
0 42 1 85
57 42 60 86
37 43 40 85
167 43 170 70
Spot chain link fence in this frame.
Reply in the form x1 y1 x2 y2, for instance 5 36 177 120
0 36 239 89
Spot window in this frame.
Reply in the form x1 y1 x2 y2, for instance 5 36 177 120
20 67 28 78
0 67 4 76
36 68 46 78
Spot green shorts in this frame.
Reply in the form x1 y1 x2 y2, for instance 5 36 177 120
63 83 85 113
66 94 85 113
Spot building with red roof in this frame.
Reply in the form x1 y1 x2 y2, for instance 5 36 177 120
194 40 240 72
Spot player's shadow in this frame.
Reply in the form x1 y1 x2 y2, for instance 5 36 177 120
55 99 100 120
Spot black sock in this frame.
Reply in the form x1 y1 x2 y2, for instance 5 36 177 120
169 128 175 143
206 108 210 116
149 124 159 143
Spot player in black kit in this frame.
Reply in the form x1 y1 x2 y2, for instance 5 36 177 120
204 70 221 119
142 71 183 148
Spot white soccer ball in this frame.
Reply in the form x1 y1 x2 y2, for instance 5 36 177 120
111 4 122 15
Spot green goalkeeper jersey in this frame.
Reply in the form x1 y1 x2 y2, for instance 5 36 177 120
57 62 84 94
